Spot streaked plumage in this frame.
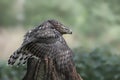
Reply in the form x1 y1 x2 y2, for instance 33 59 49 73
8 20 73 71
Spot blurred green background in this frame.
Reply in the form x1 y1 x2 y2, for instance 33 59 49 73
0 0 120 80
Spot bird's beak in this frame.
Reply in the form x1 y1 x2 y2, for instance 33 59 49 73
68 29 72 34
62 27 72 34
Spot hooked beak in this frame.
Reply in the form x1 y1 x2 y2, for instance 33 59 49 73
65 28 72 34
69 29 72 34
61 26 72 34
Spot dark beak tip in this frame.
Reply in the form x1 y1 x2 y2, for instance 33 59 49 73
69 29 72 34
70 32 72 34
67 31 72 34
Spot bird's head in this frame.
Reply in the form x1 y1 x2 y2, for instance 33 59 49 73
48 19 72 35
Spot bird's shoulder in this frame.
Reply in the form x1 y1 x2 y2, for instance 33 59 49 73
22 27 61 45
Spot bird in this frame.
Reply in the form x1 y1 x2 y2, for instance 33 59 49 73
8 19 72 67
8 19 81 80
